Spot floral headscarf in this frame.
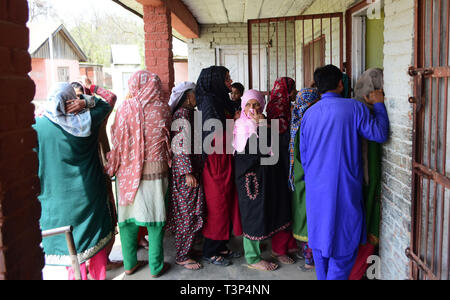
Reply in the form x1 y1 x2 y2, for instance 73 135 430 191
106 70 171 206
267 77 296 134
288 88 320 191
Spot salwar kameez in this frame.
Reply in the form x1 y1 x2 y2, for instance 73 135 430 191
117 176 168 275
34 96 114 269
300 92 389 280
167 107 204 263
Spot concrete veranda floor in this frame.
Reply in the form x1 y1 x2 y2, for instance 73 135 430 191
43 232 317 280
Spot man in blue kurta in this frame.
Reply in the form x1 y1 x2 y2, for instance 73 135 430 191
300 65 389 280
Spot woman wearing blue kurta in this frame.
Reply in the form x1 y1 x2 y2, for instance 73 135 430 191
300 65 389 280
34 83 114 280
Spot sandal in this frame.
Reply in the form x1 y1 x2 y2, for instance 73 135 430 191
247 260 279 272
271 252 295 265
298 264 315 272
152 262 171 278
125 261 148 275
202 256 231 266
176 259 203 271
220 249 242 259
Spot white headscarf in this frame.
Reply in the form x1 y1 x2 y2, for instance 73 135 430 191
44 82 92 137
169 81 196 113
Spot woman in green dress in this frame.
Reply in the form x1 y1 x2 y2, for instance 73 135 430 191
34 82 115 280
288 88 320 272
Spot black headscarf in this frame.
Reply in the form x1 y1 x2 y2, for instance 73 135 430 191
196 66 234 124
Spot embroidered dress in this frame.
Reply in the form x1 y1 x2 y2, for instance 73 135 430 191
34 86 114 266
167 107 205 262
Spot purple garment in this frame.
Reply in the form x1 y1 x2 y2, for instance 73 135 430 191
300 92 389 258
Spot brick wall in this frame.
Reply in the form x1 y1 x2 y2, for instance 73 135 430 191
143 4 174 100
378 0 415 280
0 0 44 280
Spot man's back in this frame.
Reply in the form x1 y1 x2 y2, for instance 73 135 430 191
300 92 389 258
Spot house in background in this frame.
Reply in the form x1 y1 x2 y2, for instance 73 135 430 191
28 23 87 106
173 37 188 85
110 44 141 102
79 63 107 88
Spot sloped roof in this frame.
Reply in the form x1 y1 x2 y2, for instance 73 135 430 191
28 22 88 61
111 44 141 65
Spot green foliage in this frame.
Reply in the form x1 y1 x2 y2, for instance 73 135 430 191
68 12 145 67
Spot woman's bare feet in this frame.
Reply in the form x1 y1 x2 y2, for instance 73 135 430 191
272 252 295 265
248 260 279 271
176 259 203 270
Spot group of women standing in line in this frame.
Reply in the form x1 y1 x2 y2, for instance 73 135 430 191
34 63 384 279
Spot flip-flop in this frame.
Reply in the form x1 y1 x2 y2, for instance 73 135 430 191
125 261 148 275
298 265 315 272
152 262 171 278
247 261 279 272
176 260 203 271
220 250 242 259
202 256 231 266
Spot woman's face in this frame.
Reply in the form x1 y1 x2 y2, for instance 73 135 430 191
244 99 261 116
225 72 233 91
289 88 298 102
74 87 83 99
187 90 196 107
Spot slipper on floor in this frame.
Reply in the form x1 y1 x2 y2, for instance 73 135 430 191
125 261 148 276
220 250 242 259
202 256 231 266
298 265 315 272
247 262 279 272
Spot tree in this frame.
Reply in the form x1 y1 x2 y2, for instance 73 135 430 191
28 0 57 22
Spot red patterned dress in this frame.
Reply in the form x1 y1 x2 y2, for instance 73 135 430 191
167 107 205 263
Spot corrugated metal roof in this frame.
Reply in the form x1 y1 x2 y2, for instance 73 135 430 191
28 22 88 61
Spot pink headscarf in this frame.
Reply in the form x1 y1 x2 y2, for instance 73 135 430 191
106 70 171 206
232 89 266 153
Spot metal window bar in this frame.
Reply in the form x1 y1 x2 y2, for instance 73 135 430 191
41 225 81 280
247 13 344 94
407 0 450 280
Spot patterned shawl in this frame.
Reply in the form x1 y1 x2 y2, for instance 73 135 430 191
232 89 266 153
267 77 296 134
288 88 320 191
106 70 171 206
44 82 92 137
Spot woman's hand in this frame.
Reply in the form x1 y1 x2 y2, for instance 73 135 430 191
364 89 385 105
65 99 86 114
82 75 92 90
185 174 199 188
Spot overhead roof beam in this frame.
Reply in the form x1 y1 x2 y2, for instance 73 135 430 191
136 0 199 38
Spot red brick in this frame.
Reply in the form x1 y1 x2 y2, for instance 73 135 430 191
0 129 37 160
12 49 31 74
0 1 7 21
7 0 28 24
0 47 12 73
0 21 29 50
0 75 35 105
